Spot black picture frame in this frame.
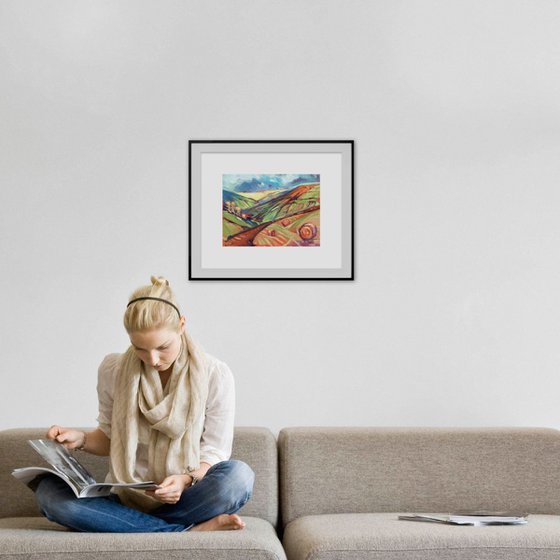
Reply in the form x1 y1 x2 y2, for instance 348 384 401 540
188 140 354 280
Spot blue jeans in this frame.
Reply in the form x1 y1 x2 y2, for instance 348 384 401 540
35 460 255 533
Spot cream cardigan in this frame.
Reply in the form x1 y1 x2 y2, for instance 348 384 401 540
96 352 235 482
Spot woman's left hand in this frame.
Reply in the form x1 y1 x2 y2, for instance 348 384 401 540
146 474 190 504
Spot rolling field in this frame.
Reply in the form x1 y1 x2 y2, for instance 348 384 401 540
222 182 321 247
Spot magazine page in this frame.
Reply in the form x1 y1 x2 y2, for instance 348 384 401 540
398 513 528 526
449 513 528 525
28 439 96 491
398 515 450 524
77 481 160 498
12 467 83 497
13 439 160 499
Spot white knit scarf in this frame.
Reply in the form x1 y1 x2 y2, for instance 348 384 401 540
109 332 209 511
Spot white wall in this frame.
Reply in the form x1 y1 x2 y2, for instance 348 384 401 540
2 0 560 433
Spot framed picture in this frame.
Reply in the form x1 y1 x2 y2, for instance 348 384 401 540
188 140 354 280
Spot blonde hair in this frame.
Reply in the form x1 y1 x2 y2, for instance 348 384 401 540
123 276 181 333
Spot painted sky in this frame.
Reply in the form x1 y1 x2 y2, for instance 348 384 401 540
223 174 320 193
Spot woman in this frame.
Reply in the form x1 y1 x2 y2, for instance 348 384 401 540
35 276 254 532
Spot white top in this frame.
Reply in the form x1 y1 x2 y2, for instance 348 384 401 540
96 352 235 479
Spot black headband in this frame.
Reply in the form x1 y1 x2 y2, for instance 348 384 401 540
126 297 181 318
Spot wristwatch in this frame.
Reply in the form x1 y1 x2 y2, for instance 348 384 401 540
190 475 199 486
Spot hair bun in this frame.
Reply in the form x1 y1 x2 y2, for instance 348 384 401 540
150 275 170 287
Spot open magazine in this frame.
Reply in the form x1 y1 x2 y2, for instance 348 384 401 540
398 512 528 526
12 439 159 498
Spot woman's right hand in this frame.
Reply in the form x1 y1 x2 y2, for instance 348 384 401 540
47 425 86 450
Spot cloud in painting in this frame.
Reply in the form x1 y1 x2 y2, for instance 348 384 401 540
223 174 319 193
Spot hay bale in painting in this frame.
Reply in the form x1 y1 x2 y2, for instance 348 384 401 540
298 223 317 242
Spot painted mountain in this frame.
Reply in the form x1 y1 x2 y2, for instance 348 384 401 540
222 174 320 247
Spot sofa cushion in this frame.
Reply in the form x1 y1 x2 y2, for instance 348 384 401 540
0 427 278 527
0 516 286 560
279 427 560 526
283 513 560 560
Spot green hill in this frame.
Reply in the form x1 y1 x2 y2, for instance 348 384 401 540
222 190 255 210
248 183 320 223
223 213 246 241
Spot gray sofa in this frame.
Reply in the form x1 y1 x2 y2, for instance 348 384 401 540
0 427 286 560
3 427 560 560
279 427 560 560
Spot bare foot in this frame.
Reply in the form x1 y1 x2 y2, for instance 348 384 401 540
191 514 246 532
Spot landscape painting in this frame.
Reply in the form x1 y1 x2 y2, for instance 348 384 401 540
222 174 320 247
